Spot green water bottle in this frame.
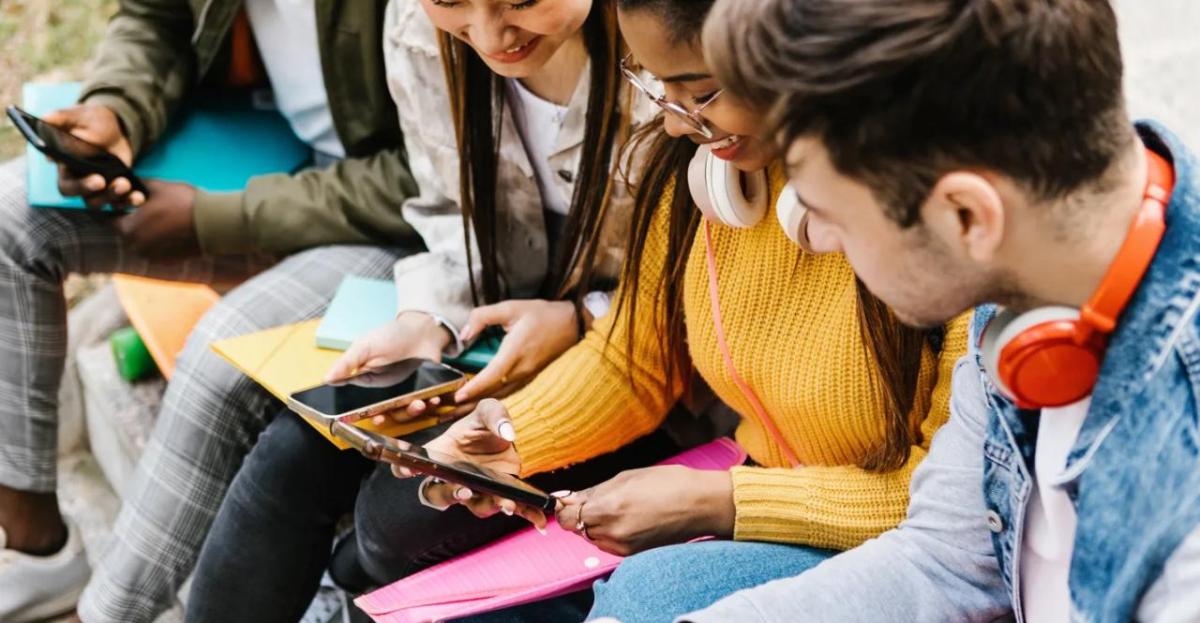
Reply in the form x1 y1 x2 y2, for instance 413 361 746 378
110 326 158 382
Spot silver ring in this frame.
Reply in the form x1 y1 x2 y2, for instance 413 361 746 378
573 501 592 540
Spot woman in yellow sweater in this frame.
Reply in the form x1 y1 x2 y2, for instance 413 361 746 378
417 0 968 619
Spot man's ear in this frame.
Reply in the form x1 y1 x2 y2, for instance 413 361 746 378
921 172 1005 263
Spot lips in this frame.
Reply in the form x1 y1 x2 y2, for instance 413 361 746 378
709 134 745 161
487 36 542 64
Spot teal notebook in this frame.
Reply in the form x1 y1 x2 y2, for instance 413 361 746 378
316 276 399 351
316 276 501 372
21 82 311 209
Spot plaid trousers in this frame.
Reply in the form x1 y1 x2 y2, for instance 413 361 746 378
0 159 410 621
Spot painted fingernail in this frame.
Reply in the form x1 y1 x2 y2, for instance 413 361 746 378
501 507 514 516
454 487 474 501
498 422 516 442
549 490 572 498
536 526 548 536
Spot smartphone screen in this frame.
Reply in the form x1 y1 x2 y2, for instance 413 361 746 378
290 358 465 418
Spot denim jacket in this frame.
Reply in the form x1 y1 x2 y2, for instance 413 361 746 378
976 121 1200 622
680 122 1200 623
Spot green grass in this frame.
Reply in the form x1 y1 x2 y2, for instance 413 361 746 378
0 0 118 159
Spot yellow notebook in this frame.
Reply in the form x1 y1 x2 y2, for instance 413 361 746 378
210 320 438 448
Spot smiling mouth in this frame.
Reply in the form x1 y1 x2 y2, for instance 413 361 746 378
710 135 742 151
487 36 542 63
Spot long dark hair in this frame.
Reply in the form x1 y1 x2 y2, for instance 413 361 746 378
614 0 940 472
438 1 627 308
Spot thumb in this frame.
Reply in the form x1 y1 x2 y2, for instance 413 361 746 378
326 341 369 383
454 336 520 402
40 108 78 130
114 208 144 237
473 398 516 443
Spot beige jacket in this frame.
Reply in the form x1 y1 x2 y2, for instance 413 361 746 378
383 0 654 335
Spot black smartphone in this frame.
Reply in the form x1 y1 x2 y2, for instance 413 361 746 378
6 105 149 197
287 358 468 424
330 422 556 513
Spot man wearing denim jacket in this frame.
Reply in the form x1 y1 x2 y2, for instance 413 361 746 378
680 0 1200 621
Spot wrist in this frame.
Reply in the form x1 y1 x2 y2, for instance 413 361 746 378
691 470 736 538
397 311 454 352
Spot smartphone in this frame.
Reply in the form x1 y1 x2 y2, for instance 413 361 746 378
287 358 468 424
445 327 504 372
6 105 149 197
330 422 556 513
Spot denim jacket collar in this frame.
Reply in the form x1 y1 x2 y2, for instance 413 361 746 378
1061 121 1200 477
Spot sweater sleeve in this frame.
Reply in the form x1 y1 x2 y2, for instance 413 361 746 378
505 192 682 477
729 312 972 549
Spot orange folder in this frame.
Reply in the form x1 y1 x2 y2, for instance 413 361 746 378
111 275 220 379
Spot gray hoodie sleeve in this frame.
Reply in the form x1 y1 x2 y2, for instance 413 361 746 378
678 356 1013 623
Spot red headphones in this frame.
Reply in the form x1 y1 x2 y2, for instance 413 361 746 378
980 148 1175 409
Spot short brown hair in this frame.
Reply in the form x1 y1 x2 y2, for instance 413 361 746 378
704 0 1132 226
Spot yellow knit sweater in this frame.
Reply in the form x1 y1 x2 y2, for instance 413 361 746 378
505 168 969 550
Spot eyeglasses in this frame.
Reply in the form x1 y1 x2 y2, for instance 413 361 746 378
620 54 724 139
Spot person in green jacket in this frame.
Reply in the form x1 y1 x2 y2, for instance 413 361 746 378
0 2 427 622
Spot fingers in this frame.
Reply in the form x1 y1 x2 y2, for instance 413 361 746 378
370 395 441 426
459 301 516 342
512 504 549 531
471 399 516 443
454 338 522 402
325 342 368 383
40 109 73 128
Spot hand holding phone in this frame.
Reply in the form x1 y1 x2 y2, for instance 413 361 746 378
289 358 468 425
329 414 555 518
7 104 145 209
392 399 555 529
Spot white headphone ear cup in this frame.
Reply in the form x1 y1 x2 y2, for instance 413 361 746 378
688 145 768 228
775 187 812 249
980 306 1080 398
688 145 719 221
706 152 767 228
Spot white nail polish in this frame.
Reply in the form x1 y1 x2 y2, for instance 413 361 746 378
498 422 516 442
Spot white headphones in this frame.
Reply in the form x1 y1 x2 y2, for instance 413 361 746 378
687 145 813 251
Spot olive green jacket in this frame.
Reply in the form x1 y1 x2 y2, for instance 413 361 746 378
80 0 419 255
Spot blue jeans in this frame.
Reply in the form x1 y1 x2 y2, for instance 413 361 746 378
587 540 836 622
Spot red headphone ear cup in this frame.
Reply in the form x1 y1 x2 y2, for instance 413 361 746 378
982 307 1105 409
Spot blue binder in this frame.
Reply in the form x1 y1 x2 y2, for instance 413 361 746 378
21 82 311 208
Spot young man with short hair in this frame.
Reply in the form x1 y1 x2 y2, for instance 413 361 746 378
683 0 1200 620
0 1 443 621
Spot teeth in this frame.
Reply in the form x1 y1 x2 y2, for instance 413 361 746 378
711 135 742 150
506 42 528 53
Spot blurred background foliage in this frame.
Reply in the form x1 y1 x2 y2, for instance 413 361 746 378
0 0 118 159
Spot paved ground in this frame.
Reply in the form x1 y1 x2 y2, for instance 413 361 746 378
1117 0 1200 146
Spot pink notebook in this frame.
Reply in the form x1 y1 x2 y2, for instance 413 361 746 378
355 437 747 623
